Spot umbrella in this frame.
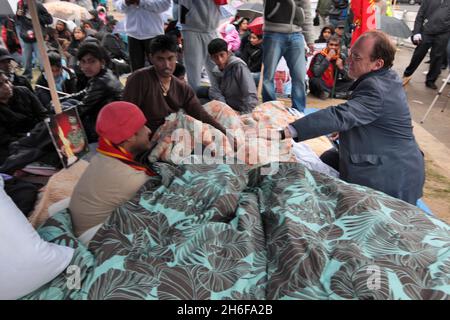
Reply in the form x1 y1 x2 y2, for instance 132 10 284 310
237 3 263 20
43 1 91 22
247 16 264 36
378 15 411 39
220 4 237 19
0 0 18 16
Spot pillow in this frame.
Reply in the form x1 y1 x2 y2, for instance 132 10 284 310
0 177 75 300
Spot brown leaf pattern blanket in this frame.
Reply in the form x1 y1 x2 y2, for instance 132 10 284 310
23 162 450 300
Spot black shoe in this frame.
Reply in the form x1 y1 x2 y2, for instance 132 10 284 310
425 81 438 90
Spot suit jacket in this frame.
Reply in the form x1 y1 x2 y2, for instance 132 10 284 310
291 68 425 204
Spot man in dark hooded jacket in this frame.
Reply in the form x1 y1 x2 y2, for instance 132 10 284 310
208 38 258 114
403 0 450 89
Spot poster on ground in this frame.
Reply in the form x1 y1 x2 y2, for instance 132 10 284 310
45 107 89 168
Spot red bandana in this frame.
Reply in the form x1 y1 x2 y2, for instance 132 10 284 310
96 137 157 176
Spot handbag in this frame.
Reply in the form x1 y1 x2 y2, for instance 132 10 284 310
313 14 320 26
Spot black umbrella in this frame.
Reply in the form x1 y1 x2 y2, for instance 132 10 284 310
0 0 17 16
378 15 411 39
237 3 263 20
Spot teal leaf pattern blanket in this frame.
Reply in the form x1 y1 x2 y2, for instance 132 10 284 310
22 162 450 300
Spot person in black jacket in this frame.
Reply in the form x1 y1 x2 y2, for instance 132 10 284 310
0 47 33 92
240 31 263 85
402 0 450 89
99 19 131 76
15 1 53 80
0 71 47 164
35 52 77 109
60 42 123 142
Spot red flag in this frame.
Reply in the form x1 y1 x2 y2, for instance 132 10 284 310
351 0 377 46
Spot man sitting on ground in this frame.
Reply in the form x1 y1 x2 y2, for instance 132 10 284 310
123 35 226 135
0 71 47 165
69 101 157 239
307 35 353 100
35 51 77 109
208 38 258 114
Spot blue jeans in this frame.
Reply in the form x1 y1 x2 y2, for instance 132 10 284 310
21 40 41 79
447 36 450 69
262 32 306 111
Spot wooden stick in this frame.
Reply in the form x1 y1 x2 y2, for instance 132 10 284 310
34 84 70 96
27 0 62 114
257 64 264 100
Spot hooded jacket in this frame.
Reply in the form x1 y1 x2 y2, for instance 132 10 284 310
413 0 450 35
177 0 221 33
263 0 314 43
209 55 258 114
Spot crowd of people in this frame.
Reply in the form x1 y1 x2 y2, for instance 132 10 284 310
0 0 449 244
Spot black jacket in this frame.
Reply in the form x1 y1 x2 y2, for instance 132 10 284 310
61 68 123 142
0 86 48 161
240 42 263 73
413 0 450 35
10 73 33 92
101 33 129 62
309 52 349 84
15 3 53 43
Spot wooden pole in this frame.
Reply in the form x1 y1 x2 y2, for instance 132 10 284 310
257 64 264 100
27 0 62 114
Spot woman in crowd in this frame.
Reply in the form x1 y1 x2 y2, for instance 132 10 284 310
55 19 72 42
240 30 263 85
68 26 87 68
315 25 335 43
236 17 250 39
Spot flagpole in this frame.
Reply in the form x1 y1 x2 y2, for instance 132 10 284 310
27 0 62 114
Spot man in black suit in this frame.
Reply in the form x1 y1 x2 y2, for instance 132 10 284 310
402 0 450 89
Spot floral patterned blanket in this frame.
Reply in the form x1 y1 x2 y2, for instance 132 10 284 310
23 162 450 300
147 101 307 167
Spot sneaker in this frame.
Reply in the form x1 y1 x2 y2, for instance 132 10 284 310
425 81 438 90
334 92 349 99
319 91 330 100
402 75 412 86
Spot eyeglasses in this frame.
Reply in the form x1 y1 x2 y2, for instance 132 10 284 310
349 50 363 62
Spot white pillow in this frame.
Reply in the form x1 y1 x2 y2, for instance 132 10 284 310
0 177 75 300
